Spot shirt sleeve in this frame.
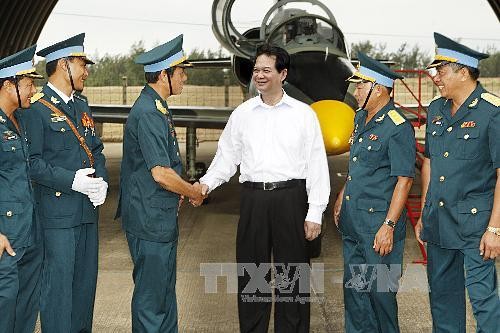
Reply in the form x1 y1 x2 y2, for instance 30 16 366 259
488 106 500 169
137 112 171 170
200 113 241 192
388 122 416 178
304 110 331 225
22 108 75 193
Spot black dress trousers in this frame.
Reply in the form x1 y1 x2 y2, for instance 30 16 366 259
236 180 311 333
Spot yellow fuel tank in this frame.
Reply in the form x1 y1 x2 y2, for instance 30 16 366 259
310 100 355 155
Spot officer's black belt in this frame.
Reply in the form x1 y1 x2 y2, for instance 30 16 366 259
243 179 305 191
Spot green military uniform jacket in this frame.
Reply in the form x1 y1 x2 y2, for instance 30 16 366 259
118 85 182 243
21 84 108 229
0 109 35 248
421 83 500 249
339 101 416 243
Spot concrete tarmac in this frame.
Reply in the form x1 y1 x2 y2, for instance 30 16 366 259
34 141 497 332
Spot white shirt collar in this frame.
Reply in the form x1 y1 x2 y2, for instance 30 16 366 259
47 82 74 104
254 89 293 109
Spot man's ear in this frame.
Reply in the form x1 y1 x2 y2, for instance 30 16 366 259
280 68 288 82
2 79 14 93
460 67 469 82
161 69 169 82
57 58 68 71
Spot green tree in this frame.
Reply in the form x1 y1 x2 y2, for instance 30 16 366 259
186 48 237 86
479 45 500 77
350 40 431 70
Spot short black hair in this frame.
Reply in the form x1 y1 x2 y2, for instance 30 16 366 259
254 44 290 73
145 67 174 84
45 60 58 77
45 57 85 78
448 62 480 81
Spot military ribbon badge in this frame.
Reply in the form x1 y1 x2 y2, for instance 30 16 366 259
460 121 476 128
3 130 17 140
81 112 95 136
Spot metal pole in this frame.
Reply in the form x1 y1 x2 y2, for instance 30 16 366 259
122 76 128 135
122 76 128 105
223 68 230 107
186 126 197 182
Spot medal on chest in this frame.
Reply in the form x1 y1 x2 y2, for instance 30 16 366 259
460 121 476 128
432 115 443 126
81 112 95 136
348 124 358 145
3 130 17 140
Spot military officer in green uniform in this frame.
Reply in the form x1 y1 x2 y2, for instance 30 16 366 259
333 52 416 333
22 33 108 333
117 34 205 332
415 32 500 333
0 45 44 333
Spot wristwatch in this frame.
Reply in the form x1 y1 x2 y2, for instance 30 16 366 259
383 219 396 228
486 226 500 236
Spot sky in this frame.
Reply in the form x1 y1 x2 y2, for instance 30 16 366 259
37 0 500 59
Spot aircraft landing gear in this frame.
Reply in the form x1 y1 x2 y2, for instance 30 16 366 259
185 126 207 182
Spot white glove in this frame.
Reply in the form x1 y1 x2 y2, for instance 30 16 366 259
88 181 108 207
71 168 105 196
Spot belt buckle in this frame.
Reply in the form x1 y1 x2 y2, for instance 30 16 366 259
263 182 276 191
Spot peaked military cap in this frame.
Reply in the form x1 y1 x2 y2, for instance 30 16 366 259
347 52 403 87
37 33 94 64
0 44 43 79
135 34 192 72
427 32 489 69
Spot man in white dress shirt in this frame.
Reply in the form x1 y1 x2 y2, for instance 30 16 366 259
197 44 330 333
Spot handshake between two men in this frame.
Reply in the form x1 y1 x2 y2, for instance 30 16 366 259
71 168 108 207
186 182 209 207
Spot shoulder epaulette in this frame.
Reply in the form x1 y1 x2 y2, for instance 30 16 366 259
481 93 500 108
30 92 44 104
74 94 87 102
155 99 168 115
431 95 442 102
387 109 405 126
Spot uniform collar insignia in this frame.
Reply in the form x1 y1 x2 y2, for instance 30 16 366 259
468 98 478 108
0 115 6 123
155 99 168 115
51 115 67 122
461 121 476 128
375 114 385 123
3 130 17 140
50 96 60 104
432 115 443 125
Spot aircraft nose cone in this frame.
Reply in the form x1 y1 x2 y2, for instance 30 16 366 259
310 99 355 155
